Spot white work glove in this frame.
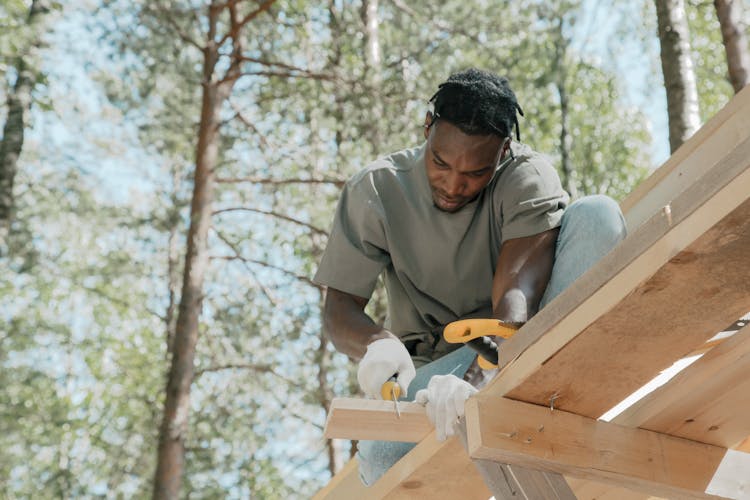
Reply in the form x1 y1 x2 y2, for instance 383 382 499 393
357 338 416 399
415 374 478 441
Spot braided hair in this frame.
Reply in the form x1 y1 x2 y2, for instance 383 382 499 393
429 68 524 140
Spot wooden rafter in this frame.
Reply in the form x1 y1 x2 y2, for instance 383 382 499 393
466 395 747 499
616 323 750 449
493 137 750 414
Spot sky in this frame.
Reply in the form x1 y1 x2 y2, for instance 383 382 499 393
574 0 671 166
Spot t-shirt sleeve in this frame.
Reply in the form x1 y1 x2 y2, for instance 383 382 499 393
313 176 390 298
499 155 569 242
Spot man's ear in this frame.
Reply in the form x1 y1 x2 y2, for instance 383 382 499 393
501 138 512 157
423 111 433 140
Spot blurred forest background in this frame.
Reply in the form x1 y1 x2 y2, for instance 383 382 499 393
0 0 747 498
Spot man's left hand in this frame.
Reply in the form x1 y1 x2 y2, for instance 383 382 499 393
415 374 478 441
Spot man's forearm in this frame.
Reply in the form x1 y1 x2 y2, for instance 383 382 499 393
491 228 559 326
323 288 397 360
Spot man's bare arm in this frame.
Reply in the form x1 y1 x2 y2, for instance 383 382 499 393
322 287 397 360
491 227 559 324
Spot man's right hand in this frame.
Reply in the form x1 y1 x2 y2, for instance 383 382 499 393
357 337 416 399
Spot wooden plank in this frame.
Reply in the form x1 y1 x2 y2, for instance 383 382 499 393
498 465 576 500
456 420 577 500
465 395 734 499
566 477 664 500
491 135 750 418
615 323 750 448
324 398 431 442
313 458 368 500
312 438 491 500
620 84 750 230
323 400 578 499
563 319 750 500
367 431 492 500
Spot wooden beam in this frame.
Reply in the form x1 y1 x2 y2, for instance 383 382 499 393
616 323 750 449
312 440 491 500
565 477 665 500
455 421 577 500
322 401 578 499
366 431 492 500
565 309 750 500
324 398 431 442
313 458 369 500
491 134 750 419
620 84 750 230
465 395 747 499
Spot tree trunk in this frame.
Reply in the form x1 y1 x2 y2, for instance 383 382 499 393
0 0 49 250
362 0 383 152
315 296 337 475
714 0 750 93
152 37 231 498
317 1 347 475
553 19 578 200
654 0 702 153
556 80 578 199
165 167 183 356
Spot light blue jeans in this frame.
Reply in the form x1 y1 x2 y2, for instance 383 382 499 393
357 195 628 486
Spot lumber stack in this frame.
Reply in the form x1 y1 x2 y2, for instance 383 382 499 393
315 85 750 500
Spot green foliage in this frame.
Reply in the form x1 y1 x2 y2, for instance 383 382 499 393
686 0 735 118
0 147 167 495
0 0 58 122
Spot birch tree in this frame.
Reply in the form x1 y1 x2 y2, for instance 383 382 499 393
0 0 52 251
654 0 702 152
714 0 750 92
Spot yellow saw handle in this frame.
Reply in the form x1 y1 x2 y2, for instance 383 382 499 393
381 378 402 401
443 319 521 369
443 318 519 343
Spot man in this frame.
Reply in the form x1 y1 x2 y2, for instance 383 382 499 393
314 68 626 485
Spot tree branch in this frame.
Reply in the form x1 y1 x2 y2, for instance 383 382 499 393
212 230 277 304
391 0 483 44
211 255 322 290
142 4 204 51
212 228 320 290
212 207 328 236
239 69 338 82
225 100 271 152
238 55 323 75
194 362 303 390
79 283 166 321
214 0 276 59
238 0 277 27
215 176 345 188
266 387 324 430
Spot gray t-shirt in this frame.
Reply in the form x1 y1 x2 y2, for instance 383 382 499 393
314 142 568 365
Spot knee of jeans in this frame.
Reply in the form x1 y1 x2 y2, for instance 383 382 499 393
565 195 626 244
357 440 415 486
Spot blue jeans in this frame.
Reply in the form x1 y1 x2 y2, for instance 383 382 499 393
357 195 627 486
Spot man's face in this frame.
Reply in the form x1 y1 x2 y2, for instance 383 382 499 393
423 113 509 213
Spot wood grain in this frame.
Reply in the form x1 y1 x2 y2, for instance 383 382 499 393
324 398 431 442
466 395 727 499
